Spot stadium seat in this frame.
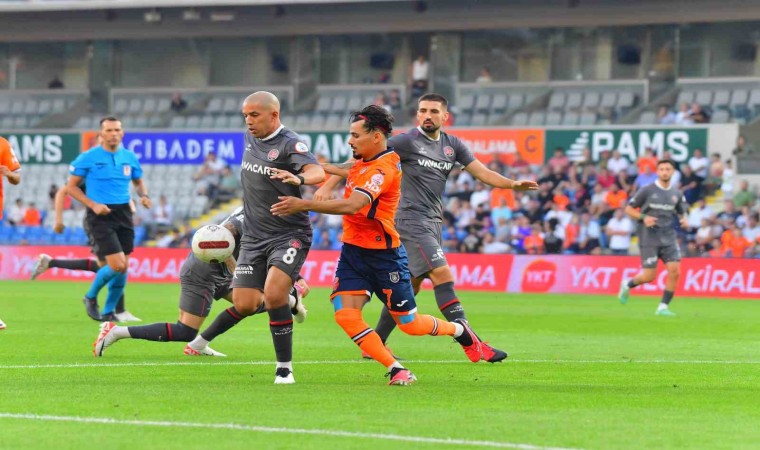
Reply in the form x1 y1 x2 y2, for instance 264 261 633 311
638 110 656 124
458 94 475 114
694 90 713 106
315 96 332 114
510 112 528 126
545 111 562 125
676 90 694 106
331 96 347 114
582 92 600 110
562 112 579 126
490 94 508 115
528 111 546 125
114 98 129 114
547 92 566 111
474 95 491 113
565 92 583 110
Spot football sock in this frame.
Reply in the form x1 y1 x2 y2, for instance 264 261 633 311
435 282 467 322
115 294 126 314
102 272 127 315
396 313 456 337
85 265 119 300
198 306 250 343
660 290 674 305
373 306 397 343
49 258 99 272
627 279 640 288
127 321 198 342
335 308 396 368
452 319 473 346
268 305 293 363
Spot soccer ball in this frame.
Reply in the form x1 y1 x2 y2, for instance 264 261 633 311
191 225 235 264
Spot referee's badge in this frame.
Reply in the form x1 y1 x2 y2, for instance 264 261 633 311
122 165 131 176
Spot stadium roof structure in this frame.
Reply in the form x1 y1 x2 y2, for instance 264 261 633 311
0 0 405 12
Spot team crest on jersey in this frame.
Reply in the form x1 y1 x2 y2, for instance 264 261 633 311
122 165 131 176
268 149 280 161
295 142 309 153
289 239 302 249
389 272 400 283
443 146 455 157
370 174 384 186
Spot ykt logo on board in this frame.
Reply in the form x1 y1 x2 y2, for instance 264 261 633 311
521 259 557 293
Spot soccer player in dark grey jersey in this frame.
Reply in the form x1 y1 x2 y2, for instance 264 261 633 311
235 91 325 384
93 206 310 356
316 93 537 363
619 160 689 316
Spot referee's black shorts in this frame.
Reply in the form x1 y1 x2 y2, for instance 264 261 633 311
84 203 135 258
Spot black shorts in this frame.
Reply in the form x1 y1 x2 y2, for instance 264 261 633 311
232 231 311 290
84 204 134 258
640 244 681 269
179 278 231 317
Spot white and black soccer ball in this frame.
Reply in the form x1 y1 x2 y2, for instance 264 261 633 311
191 225 235 264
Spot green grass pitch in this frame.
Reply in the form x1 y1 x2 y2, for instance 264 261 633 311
0 280 758 450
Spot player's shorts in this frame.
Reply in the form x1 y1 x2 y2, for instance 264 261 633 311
640 244 682 268
178 255 231 317
232 231 311 290
84 204 134 257
331 243 417 315
396 218 447 278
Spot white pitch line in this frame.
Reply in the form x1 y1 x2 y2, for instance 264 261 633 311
0 412 582 450
1 359 757 370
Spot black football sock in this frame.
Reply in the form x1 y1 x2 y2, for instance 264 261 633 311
660 290 674 305
127 322 198 342
199 306 253 342
435 282 467 322
373 306 397 344
49 258 100 272
268 305 293 363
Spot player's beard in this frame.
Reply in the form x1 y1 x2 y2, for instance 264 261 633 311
420 121 439 133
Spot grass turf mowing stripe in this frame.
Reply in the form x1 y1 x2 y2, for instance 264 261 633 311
1 359 758 370
0 413 583 450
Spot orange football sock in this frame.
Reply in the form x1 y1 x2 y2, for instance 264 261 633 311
395 313 457 336
335 308 396 368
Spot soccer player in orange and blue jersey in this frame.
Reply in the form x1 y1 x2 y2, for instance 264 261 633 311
271 105 483 386
0 137 22 330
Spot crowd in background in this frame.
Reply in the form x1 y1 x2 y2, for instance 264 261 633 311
4 138 760 257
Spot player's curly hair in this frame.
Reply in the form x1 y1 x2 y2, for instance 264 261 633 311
350 105 394 138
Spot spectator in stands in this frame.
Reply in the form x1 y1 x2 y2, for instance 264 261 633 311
743 213 760 247
409 54 429 98
703 153 724 195
633 164 658 190
637 148 658 174
524 223 545 255
732 135 756 155
680 165 702 204
388 89 402 113
578 212 602 255
675 103 693 125
48 75 64 89
153 194 173 233
734 180 755 208
193 152 226 200
597 150 611 171
687 199 713 232
170 92 188 113
494 217 511 242
694 218 715 253
22 202 42 226
589 184 607 216
706 238 725 257
510 215 531 253
721 159 735 196
476 66 493 84
688 148 709 182
605 184 628 211
722 224 752 258
595 167 616 189
657 105 676 125
313 230 333 250
543 218 563 254
607 150 630 176
481 232 510 254
217 166 241 202
548 148 570 173
8 198 25 226
469 181 490 209
689 102 709 123
717 199 740 222
458 225 482 253
605 208 633 255
373 92 391 112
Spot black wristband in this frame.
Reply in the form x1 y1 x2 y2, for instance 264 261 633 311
296 175 305 186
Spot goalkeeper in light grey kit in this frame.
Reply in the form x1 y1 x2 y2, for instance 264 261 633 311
619 159 689 316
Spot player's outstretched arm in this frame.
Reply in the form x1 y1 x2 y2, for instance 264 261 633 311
464 160 538 191
270 164 326 186
0 166 20 185
271 191 370 216
53 185 69 233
